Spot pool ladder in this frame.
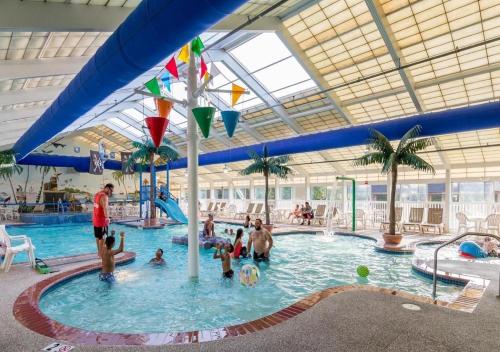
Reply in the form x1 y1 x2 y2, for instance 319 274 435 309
432 232 500 301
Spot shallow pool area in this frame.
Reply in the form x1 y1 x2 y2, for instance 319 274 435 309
7 223 464 334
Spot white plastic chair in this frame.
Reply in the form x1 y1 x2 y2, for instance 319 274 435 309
0 225 36 272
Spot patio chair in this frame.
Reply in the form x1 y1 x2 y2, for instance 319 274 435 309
402 207 424 233
235 203 254 220
217 202 227 216
212 202 220 214
480 214 500 236
312 204 327 225
456 212 474 234
200 202 214 217
250 203 264 220
0 225 36 272
379 207 402 232
347 209 366 230
421 208 444 235
33 204 45 213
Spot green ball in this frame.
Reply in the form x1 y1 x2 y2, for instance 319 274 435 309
357 265 369 278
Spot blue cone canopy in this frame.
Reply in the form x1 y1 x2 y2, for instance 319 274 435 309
221 110 240 138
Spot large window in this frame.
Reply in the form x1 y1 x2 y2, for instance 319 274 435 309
279 186 292 200
452 182 493 202
234 188 251 200
427 183 445 202
199 189 210 199
395 184 426 202
371 185 387 201
311 186 327 200
214 188 229 200
254 187 275 200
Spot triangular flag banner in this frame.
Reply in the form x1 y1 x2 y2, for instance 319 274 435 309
192 107 215 138
210 63 221 78
200 56 208 80
160 72 171 92
165 57 179 79
145 78 161 96
178 44 190 64
221 110 240 138
231 83 246 107
145 117 169 148
155 98 173 118
191 36 205 57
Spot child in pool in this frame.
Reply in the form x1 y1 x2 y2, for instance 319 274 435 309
232 228 248 259
149 248 166 265
213 242 234 279
99 231 125 283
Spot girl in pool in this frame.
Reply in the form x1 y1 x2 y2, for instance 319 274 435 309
232 228 248 259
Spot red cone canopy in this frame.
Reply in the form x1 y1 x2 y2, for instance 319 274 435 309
145 117 169 147
154 98 173 118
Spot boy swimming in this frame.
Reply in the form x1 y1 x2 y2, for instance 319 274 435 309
213 242 234 279
149 248 166 265
99 231 125 283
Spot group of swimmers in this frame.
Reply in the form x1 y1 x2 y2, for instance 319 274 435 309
210 215 273 279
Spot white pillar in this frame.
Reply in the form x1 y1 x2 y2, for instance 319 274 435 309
305 175 310 202
274 178 279 209
444 169 451 233
187 48 199 278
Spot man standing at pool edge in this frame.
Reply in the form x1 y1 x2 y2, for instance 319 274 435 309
247 218 273 261
93 183 114 256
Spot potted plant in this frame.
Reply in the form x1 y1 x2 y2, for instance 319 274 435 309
126 137 179 227
240 146 292 232
354 125 434 245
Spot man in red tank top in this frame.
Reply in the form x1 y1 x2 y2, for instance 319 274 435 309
93 183 114 256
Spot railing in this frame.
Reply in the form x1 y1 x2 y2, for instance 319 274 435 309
432 232 500 300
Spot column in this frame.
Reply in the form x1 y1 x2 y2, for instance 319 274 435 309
305 175 310 202
186 48 199 278
274 178 279 209
444 169 451 233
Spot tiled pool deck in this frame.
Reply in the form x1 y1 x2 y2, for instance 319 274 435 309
1 219 500 351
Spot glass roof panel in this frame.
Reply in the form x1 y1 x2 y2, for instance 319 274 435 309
122 108 144 121
169 109 187 128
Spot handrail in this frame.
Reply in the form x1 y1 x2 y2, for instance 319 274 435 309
432 232 500 300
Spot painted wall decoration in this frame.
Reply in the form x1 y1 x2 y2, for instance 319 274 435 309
89 151 104 175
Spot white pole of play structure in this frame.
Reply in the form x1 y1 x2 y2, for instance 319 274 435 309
187 47 200 278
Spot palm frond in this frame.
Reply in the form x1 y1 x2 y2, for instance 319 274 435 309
352 152 386 167
400 137 433 155
270 155 290 165
381 152 396 174
240 162 266 176
268 163 292 179
367 129 393 153
157 144 179 161
247 149 264 163
399 154 435 174
396 125 422 153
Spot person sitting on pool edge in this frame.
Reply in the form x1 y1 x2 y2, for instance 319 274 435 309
203 213 215 238
149 248 166 265
213 242 234 279
99 231 125 283
483 237 499 257
243 215 252 228
247 219 273 262
301 201 314 225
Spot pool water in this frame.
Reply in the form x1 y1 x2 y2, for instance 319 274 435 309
9 224 462 333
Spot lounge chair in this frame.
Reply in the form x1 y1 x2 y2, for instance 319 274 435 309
312 204 327 225
421 208 444 235
217 202 227 216
212 202 220 214
0 225 36 272
200 202 214 217
250 203 264 220
480 214 500 236
379 207 402 232
402 207 424 233
33 204 45 213
346 209 366 230
235 203 254 220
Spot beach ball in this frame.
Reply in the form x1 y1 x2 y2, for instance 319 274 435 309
239 264 260 287
356 265 370 278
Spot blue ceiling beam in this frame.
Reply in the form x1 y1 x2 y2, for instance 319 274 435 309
13 0 248 161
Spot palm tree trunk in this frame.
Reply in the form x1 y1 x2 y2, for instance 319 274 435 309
149 152 156 220
36 170 47 204
389 164 398 235
23 165 30 203
264 169 270 225
7 175 18 204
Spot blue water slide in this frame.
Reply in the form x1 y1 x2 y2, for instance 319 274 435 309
155 198 187 224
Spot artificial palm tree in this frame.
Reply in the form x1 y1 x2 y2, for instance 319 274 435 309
126 137 179 222
240 146 292 226
353 125 435 236
0 150 23 204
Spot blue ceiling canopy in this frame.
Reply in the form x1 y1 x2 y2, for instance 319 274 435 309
13 0 249 161
18 102 500 172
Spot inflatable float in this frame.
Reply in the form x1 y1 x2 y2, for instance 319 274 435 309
458 241 487 259
172 231 231 249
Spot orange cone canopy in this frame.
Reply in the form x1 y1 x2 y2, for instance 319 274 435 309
154 98 173 118
145 117 169 147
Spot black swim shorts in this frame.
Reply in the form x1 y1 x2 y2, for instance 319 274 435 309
223 269 234 279
253 251 269 262
94 226 108 239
